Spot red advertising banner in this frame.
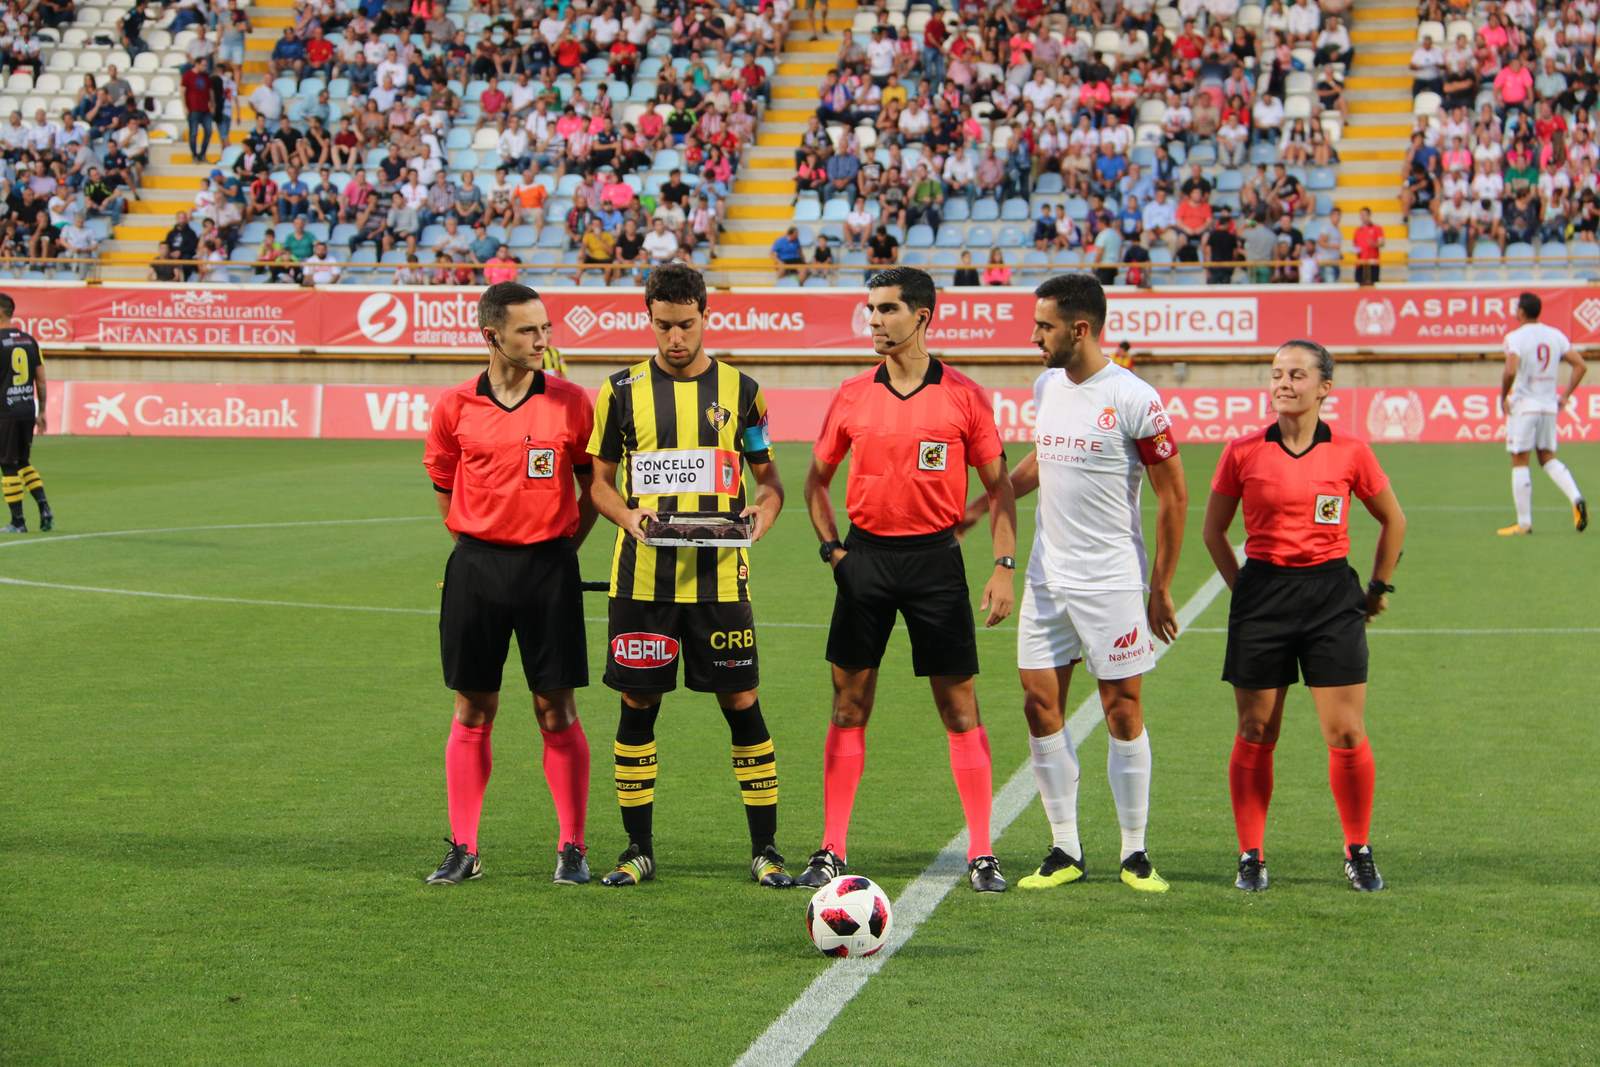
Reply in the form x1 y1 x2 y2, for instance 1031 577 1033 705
57 380 1599 445
10 281 1600 355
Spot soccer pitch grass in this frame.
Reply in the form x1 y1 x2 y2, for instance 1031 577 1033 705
3 437 1596 1065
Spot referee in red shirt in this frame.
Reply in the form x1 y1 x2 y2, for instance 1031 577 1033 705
1202 339 1407 894
797 267 1019 893
421 282 599 887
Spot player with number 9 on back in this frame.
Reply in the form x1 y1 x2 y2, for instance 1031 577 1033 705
421 282 599 888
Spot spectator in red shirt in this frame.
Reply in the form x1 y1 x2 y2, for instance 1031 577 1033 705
181 61 214 163
421 281 598 888
1353 206 1384 285
304 26 334 75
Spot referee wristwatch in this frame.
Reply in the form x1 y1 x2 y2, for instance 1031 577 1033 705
1367 578 1395 597
820 540 845 563
994 556 1016 570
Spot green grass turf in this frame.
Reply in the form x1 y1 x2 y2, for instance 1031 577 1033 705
1 438 1596 1065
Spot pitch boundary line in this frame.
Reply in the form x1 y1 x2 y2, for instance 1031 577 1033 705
731 562 1237 1067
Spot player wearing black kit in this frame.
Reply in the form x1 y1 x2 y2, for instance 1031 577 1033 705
0 292 53 534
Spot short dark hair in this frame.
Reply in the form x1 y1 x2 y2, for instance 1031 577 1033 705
0 292 14 318
643 263 707 312
477 281 542 330
866 266 937 316
1518 291 1542 320
1277 338 1335 381
1034 273 1106 334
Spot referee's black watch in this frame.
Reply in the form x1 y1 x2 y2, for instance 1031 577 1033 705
820 540 845 564
994 556 1016 570
1367 578 1395 597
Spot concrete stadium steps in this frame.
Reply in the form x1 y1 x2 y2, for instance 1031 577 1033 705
1339 0 1417 266
716 2 858 279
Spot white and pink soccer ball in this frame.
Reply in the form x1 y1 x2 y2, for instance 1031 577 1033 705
805 875 893 958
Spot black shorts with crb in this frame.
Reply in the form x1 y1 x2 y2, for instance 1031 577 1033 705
826 527 980 678
439 534 589 693
0 418 34 467
1222 557 1370 690
605 598 760 694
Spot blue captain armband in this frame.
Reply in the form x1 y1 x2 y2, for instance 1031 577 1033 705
741 414 771 453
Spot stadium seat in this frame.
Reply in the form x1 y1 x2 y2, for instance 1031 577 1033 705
1408 215 1439 242
906 224 934 248
1000 198 1030 221
794 200 821 222
1505 243 1536 280
1187 142 1217 166
997 226 1025 248
967 225 994 248
935 226 965 248
1434 243 1467 281
943 199 969 222
1407 241 1437 282
971 199 1000 221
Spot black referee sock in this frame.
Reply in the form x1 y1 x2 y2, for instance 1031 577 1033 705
18 465 45 509
722 701 778 857
1 467 22 524
614 699 660 857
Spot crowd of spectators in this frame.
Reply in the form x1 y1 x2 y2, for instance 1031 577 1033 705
779 0 1362 284
0 0 173 272
1405 0 1600 260
149 0 793 283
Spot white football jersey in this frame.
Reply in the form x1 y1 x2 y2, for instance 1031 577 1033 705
1028 364 1177 592
1504 321 1570 415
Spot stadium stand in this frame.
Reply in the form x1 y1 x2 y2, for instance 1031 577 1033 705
1402 0 1600 281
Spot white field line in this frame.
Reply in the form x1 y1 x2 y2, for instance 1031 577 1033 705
731 563 1236 1067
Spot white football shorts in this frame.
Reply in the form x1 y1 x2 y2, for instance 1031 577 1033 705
1506 412 1558 454
1017 582 1157 680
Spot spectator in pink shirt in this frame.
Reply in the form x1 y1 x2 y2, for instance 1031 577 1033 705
1493 54 1533 116
483 245 520 284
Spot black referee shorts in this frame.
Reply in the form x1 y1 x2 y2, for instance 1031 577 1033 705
1222 557 1369 690
0 418 33 468
439 534 588 694
826 527 979 678
604 597 759 694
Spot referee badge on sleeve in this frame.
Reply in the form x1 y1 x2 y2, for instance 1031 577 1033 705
918 441 949 470
1314 494 1344 524
528 448 556 478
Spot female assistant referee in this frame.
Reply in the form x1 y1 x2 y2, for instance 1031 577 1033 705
1202 340 1407 894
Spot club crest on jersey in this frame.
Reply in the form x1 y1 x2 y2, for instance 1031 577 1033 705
1151 432 1173 459
705 401 732 433
1097 407 1118 431
918 441 949 470
527 448 556 478
1315 494 1344 524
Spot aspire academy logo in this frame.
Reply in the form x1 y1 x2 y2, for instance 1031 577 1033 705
1576 298 1600 334
564 304 598 338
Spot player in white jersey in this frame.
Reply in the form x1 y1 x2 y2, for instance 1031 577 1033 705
964 274 1188 893
1498 292 1587 535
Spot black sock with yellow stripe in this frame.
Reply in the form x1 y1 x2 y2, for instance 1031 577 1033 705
614 699 660 857
1 468 23 524
723 700 777 857
18 465 45 510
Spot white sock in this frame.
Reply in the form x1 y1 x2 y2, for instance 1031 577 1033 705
1107 729 1152 861
1544 459 1584 506
1028 729 1080 858
1512 467 1534 528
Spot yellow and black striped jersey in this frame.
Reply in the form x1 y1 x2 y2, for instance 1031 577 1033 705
541 345 568 377
1 327 42 419
588 356 772 603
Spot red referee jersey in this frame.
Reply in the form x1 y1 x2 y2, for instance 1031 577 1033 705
815 359 1004 535
424 371 594 545
1211 420 1389 567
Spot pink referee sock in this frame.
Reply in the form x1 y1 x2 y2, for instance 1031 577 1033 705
445 719 493 854
1328 738 1376 849
540 718 590 852
947 726 994 861
821 723 866 859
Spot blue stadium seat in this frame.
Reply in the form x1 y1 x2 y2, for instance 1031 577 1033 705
307 222 331 242
1034 173 1064 195
420 224 446 246
906 224 935 248
842 248 868 266
653 149 681 174
1249 142 1277 164
240 221 267 245
299 77 325 98
332 223 358 245
1407 240 1437 282
538 228 567 248
364 148 388 167
942 199 970 222
1408 215 1438 242
931 250 960 266
1065 197 1089 221
972 199 1000 221
556 174 583 196
794 200 822 221
967 225 994 248
1188 142 1217 166
822 198 850 221
997 225 1026 248
902 250 929 265
1505 242 1536 280
775 274 801 287
328 77 351 99
1000 198 1031 221
509 225 537 245
1435 243 1467 282
935 225 965 248
1022 249 1049 267
1130 146 1156 168
1215 170 1243 193
1307 167 1336 191
1536 241 1570 279
446 127 473 149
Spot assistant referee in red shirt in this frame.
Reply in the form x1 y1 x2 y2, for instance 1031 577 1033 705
421 282 599 887
797 267 1019 893
1202 339 1407 894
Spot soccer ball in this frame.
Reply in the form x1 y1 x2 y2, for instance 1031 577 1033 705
806 875 892 958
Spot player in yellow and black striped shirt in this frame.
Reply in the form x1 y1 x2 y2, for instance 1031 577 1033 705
586 264 792 890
